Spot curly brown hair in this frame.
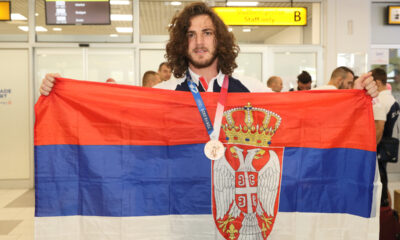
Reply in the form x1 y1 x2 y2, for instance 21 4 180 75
165 2 239 78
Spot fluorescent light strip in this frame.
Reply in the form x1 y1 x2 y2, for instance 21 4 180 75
111 14 133 21
18 26 29 32
171 1 182 6
110 0 130 5
242 28 251 32
53 28 62 31
116 27 133 33
226 1 259 7
36 26 48 32
18 26 48 32
109 34 119 37
11 13 27 21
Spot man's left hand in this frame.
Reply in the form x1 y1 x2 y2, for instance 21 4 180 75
354 72 378 98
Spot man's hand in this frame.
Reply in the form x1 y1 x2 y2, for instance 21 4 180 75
353 72 378 98
39 73 60 96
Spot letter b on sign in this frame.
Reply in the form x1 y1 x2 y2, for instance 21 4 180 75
294 11 301 22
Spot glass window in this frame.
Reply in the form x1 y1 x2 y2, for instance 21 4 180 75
139 49 168 81
35 0 133 42
35 48 84 100
371 48 400 101
0 1 28 42
88 48 135 84
337 53 367 76
234 52 262 82
273 52 317 91
139 1 320 45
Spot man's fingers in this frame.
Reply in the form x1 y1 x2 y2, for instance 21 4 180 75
40 73 60 96
358 72 373 88
364 78 378 98
42 85 52 92
43 80 54 88
368 85 379 98
39 86 49 96
363 76 374 88
45 73 60 82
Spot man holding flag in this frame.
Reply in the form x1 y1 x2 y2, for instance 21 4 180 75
36 2 381 240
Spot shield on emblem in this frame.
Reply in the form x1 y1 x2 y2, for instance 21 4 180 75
235 171 258 214
212 103 283 240
212 144 283 240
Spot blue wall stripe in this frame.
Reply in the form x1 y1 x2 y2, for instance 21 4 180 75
35 145 375 218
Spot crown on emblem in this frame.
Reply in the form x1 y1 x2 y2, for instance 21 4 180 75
222 103 281 147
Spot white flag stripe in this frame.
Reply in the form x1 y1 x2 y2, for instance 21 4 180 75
35 210 379 240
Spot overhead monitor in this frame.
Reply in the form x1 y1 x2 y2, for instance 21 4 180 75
0 1 11 21
388 6 400 25
213 7 307 26
45 0 110 25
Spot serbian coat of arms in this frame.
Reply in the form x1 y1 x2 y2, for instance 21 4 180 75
213 103 283 240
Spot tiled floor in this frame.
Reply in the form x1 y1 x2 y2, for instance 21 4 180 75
0 189 33 240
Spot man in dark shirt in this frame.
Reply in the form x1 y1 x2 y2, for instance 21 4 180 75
162 2 249 93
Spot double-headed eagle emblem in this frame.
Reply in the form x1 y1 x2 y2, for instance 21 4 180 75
213 103 283 240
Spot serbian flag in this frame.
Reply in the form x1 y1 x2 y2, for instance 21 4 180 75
35 78 380 240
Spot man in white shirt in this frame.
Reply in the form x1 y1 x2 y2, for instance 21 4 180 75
372 68 400 207
314 66 355 90
267 76 283 92
157 62 172 82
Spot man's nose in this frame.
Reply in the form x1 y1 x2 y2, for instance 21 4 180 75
195 33 205 45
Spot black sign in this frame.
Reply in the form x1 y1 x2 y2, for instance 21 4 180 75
45 0 110 25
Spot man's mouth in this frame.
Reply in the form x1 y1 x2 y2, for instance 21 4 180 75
194 48 208 54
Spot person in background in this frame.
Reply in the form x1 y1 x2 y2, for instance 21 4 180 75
158 62 172 82
314 66 354 90
267 76 283 92
142 71 161 88
106 78 116 83
39 3 377 96
371 68 400 240
290 71 312 91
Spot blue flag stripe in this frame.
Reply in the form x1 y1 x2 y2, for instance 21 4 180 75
35 145 375 218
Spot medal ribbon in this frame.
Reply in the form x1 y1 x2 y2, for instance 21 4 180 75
199 76 208 91
186 71 229 139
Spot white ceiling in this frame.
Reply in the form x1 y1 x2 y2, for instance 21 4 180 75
0 0 315 44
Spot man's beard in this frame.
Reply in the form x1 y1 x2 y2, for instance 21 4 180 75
187 49 218 69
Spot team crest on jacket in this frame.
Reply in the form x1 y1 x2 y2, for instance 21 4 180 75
213 103 283 240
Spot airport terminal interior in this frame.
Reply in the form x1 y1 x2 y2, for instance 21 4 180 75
1 0 400 239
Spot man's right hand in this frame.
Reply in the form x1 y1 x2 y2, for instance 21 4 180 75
39 73 61 96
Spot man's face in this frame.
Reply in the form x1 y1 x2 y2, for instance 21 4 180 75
187 14 217 69
153 74 161 87
158 65 172 81
297 81 311 91
339 72 354 89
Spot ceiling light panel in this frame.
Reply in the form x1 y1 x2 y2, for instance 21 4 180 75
226 2 259 7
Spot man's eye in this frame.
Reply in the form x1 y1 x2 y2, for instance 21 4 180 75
187 33 195 38
205 31 213 36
